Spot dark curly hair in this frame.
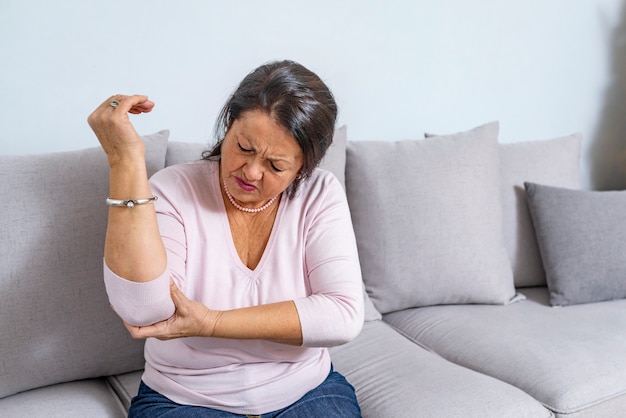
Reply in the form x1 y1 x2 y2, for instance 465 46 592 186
202 60 338 197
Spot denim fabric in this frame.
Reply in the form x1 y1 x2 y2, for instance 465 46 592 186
128 367 361 418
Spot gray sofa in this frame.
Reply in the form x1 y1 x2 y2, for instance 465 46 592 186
2 122 626 417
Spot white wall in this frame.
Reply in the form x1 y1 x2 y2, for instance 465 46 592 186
1 0 625 189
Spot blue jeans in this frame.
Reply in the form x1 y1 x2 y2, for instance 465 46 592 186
128 366 362 418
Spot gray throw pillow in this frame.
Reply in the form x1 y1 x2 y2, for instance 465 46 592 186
347 122 517 313
0 130 169 399
525 182 626 306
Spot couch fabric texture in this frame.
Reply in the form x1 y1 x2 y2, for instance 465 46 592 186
0 130 168 401
499 133 582 287
2 122 625 418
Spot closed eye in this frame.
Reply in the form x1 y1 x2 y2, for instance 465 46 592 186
238 141 285 172
238 142 252 153
270 162 284 173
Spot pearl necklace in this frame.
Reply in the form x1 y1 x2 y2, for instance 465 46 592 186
223 179 279 213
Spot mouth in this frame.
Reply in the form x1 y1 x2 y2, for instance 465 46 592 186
235 177 257 192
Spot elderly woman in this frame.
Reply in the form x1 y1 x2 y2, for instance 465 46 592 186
88 60 364 417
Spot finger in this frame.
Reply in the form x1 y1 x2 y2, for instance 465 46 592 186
99 94 153 114
123 321 146 339
115 95 154 114
169 280 187 308
128 100 155 115
124 321 161 340
88 95 153 132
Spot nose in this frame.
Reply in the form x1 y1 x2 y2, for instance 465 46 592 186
243 158 263 181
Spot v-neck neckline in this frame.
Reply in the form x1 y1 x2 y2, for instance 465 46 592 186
214 166 286 274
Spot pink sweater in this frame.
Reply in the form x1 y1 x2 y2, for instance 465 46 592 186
104 160 364 414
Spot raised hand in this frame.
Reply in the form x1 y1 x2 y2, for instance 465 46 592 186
87 94 155 167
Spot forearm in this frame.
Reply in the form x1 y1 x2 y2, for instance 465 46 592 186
212 301 303 346
105 160 166 282
88 94 165 283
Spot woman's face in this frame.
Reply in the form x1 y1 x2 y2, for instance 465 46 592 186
220 109 304 209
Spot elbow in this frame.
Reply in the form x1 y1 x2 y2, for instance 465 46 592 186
316 296 365 347
346 312 364 341
110 299 175 327
334 305 364 345
337 288 365 344
103 264 176 326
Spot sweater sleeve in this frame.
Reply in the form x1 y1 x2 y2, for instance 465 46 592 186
103 263 174 325
294 174 364 347
103 167 189 326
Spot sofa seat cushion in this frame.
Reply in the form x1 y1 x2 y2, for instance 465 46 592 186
107 370 143 412
384 287 626 417
0 379 126 418
329 320 550 418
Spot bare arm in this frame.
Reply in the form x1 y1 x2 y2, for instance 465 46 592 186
88 95 166 282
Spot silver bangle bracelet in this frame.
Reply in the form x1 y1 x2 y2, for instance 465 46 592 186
106 195 158 208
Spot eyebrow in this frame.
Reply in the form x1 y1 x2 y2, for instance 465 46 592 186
266 155 292 164
239 136 295 164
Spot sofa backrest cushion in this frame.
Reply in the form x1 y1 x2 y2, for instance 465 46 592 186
0 130 169 399
346 122 517 314
319 125 347 189
499 134 582 287
165 141 207 167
